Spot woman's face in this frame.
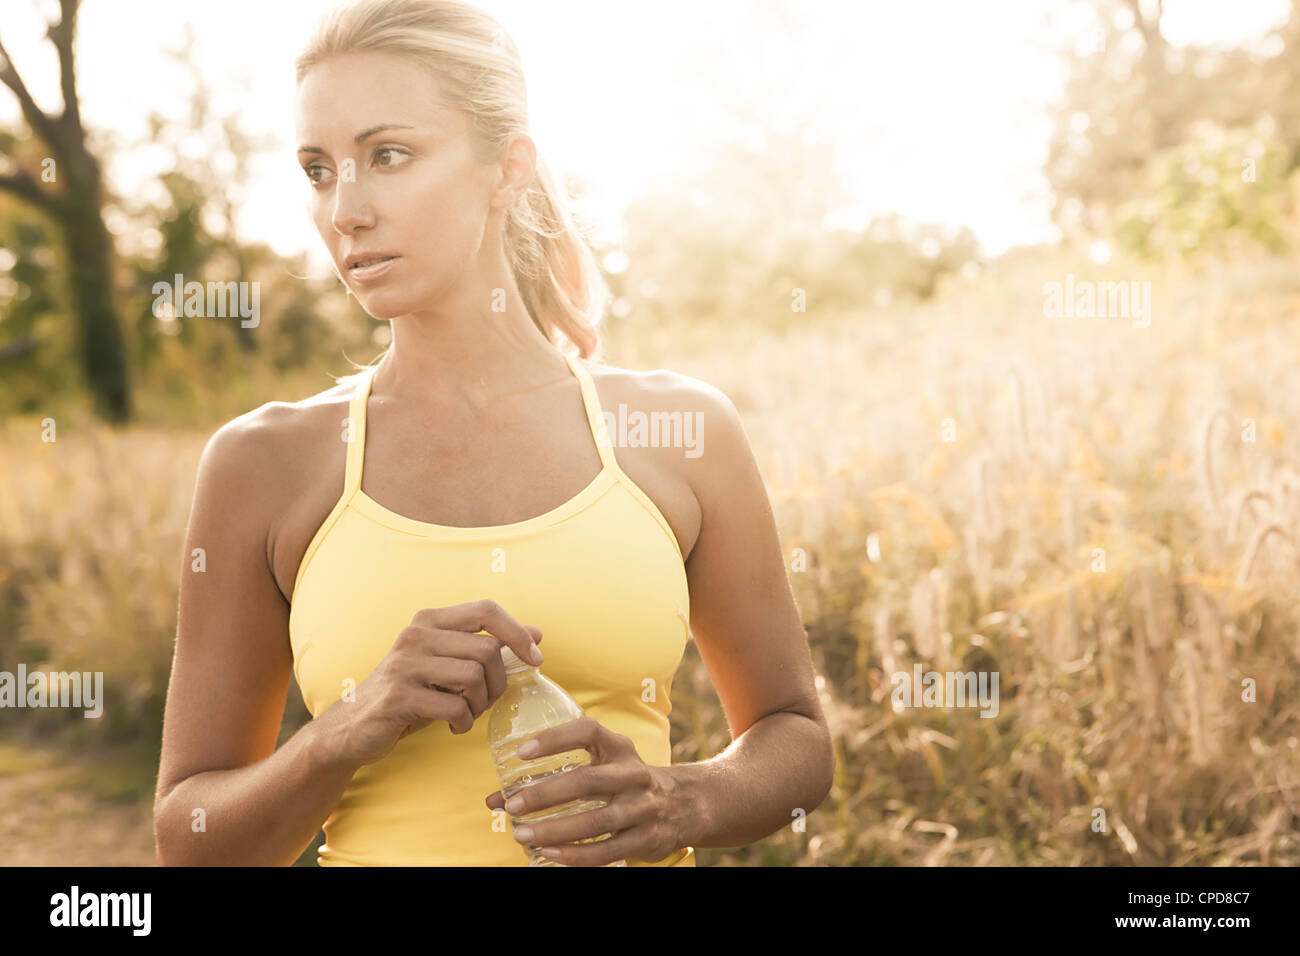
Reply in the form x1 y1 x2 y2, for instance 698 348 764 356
295 51 505 318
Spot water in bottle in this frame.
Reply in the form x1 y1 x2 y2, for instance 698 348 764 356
487 644 626 867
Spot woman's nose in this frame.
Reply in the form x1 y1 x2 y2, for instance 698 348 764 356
331 175 375 236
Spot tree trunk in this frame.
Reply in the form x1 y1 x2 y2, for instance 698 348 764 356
0 0 133 423
57 150 131 423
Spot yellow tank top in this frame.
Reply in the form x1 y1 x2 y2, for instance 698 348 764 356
289 351 696 866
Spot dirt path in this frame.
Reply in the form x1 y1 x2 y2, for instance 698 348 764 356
0 740 156 866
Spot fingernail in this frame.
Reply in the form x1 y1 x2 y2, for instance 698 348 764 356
513 825 532 841
506 796 527 814
517 739 539 757
529 643 544 665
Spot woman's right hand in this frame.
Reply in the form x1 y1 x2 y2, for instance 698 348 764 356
321 599 544 769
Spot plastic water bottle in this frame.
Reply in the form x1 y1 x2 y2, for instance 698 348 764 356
487 645 627 867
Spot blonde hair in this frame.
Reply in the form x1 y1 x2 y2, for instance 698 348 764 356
295 0 607 383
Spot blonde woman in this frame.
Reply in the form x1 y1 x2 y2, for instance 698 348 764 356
154 0 833 866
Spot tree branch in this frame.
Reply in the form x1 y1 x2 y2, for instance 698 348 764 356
1123 0 1150 34
1122 0 1167 64
49 0 82 138
0 168 52 210
0 32 63 152
1124 0 1165 36
0 336 38 362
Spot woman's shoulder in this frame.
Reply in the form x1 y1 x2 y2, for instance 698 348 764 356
576 356 740 419
197 374 362 499
575 356 751 490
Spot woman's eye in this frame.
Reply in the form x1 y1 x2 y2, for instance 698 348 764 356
373 146 411 168
303 164 333 187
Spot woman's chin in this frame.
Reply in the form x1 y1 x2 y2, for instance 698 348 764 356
352 291 410 321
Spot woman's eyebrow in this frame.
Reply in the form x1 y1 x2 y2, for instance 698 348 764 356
297 123 418 155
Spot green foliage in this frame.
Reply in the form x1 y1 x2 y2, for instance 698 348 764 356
0 208 81 414
615 135 977 336
1116 122 1299 260
1047 0 1300 260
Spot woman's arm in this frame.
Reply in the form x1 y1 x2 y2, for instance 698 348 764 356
661 380 836 849
154 413 361 866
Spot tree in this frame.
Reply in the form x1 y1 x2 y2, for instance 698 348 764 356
0 0 131 421
1046 0 1300 255
1046 0 1273 236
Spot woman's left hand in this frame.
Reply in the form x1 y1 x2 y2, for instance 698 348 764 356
484 716 686 866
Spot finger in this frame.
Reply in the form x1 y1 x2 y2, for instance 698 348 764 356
503 762 637 823
516 715 602 762
422 630 509 706
514 798 626 852
409 653 489 720
403 629 515 711
534 825 658 868
408 682 474 735
417 599 544 668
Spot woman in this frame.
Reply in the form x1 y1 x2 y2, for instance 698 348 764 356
153 0 833 866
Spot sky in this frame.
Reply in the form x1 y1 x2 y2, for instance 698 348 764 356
0 0 1293 268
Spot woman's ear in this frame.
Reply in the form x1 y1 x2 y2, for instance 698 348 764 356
494 133 537 208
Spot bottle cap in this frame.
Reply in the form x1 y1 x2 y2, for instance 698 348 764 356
500 645 533 670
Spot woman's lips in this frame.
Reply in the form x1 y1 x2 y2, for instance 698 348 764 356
349 256 399 282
